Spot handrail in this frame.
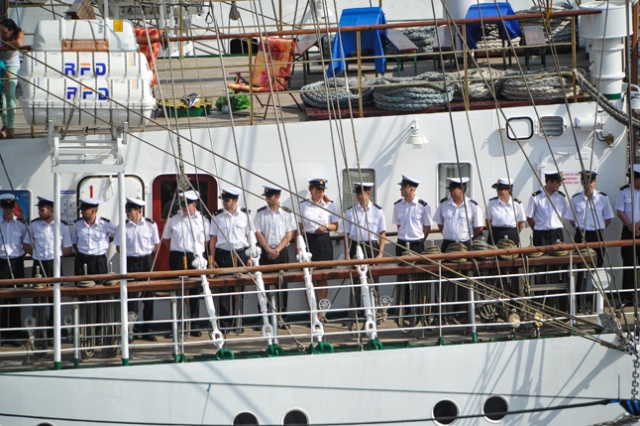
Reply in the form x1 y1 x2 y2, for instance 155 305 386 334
0 239 630 289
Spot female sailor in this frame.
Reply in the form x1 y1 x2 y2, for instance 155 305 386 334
298 178 339 319
485 178 526 245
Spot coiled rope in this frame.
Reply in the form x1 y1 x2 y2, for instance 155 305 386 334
501 67 581 101
452 68 507 101
445 242 468 263
496 238 518 260
300 77 379 109
374 72 455 111
471 239 497 260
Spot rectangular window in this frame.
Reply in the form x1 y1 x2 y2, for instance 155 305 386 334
341 169 376 209
438 163 472 201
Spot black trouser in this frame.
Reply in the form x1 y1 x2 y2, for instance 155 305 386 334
575 229 605 267
169 251 202 324
488 226 520 246
32 258 58 338
259 247 290 317
395 239 424 313
74 253 108 276
532 229 564 247
127 255 155 332
215 248 249 328
349 240 381 312
306 232 333 262
621 227 638 299
395 239 424 256
0 256 25 340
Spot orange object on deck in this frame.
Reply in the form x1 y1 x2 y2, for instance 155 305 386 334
135 27 162 86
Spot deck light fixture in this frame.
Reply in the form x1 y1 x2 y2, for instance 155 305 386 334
406 119 428 148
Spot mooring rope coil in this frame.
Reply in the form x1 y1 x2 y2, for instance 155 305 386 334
500 67 581 101
374 72 455 111
300 77 380 109
445 242 468 263
451 68 507 101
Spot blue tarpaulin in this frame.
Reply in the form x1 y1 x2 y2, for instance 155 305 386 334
465 2 521 50
328 7 387 77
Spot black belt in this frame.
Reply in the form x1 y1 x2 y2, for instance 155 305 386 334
397 238 423 244
77 253 106 259
127 254 153 259
170 250 194 255
217 247 249 254
533 229 562 233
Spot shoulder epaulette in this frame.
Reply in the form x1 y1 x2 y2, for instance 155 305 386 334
572 193 580 198
282 206 292 213
621 184 630 191
418 199 427 206
600 192 607 197
74 218 83 223
61 220 68 226
373 203 382 210
144 217 155 223
394 198 402 205
16 217 25 224
214 209 224 216
557 191 565 197
30 218 42 223
241 207 250 214
100 217 110 222
300 199 309 204
346 204 354 211
532 190 542 197
125 219 130 224
326 199 333 204
440 197 448 204
469 199 478 206
514 198 521 204
489 196 498 201
257 206 267 212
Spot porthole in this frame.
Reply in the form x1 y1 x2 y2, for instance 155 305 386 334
505 116 533 141
283 409 309 425
233 412 259 425
483 395 508 422
37 423 55 426
433 399 459 425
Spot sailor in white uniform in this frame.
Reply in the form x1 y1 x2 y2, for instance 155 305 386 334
344 182 386 259
298 178 339 318
254 185 297 317
25 196 73 343
615 164 640 303
0 193 29 343
526 170 568 246
71 197 117 277
209 187 253 330
564 170 613 267
114 197 160 341
391 175 431 255
485 178 526 245
26 196 73 278
433 177 484 252
162 190 210 337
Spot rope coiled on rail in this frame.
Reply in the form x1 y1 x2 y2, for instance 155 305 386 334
446 242 468 263
496 238 519 260
471 239 497 260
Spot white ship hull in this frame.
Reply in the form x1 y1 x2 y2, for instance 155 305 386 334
0 334 631 425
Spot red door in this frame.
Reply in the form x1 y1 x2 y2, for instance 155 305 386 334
152 174 218 271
